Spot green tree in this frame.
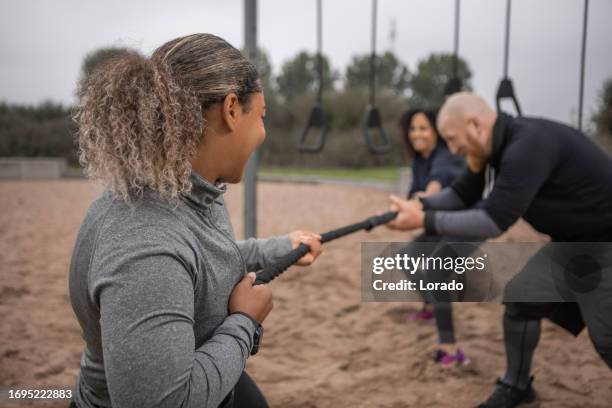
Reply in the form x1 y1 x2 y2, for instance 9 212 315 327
0 101 77 163
344 51 410 95
592 78 612 136
409 53 472 108
276 51 337 102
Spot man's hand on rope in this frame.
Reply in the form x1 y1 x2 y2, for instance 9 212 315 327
288 230 323 266
385 195 425 231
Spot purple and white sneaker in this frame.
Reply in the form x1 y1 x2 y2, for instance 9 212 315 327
434 348 469 367
409 309 434 321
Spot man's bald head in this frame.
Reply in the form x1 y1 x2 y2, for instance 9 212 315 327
436 92 498 172
437 92 495 129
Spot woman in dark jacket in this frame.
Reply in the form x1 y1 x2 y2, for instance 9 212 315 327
400 109 464 199
398 108 467 366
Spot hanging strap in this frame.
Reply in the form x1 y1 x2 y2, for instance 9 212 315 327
578 0 589 131
362 0 392 155
496 0 522 116
254 211 398 285
445 0 463 96
297 0 328 153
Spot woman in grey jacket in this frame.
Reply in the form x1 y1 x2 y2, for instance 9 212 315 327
69 33 322 408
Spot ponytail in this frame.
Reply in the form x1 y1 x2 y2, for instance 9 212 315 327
75 51 202 201
75 33 260 202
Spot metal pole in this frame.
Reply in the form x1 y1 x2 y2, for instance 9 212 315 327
578 0 589 131
244 0 257 238
503 0 511 78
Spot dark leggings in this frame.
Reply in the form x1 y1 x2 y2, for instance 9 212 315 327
404 234 480 344
70 372 268 408
429 301 455 344
404 234 464 344
232 371 269 408
501 306 541 390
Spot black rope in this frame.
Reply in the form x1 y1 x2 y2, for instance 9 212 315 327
578 0 589 131
369 0 377 105
254 211 398 285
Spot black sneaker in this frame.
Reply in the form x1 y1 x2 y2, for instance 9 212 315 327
477 377 537 408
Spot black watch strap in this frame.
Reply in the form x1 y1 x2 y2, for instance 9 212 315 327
251 324 263 356
230 312 263 355
418 196 430 210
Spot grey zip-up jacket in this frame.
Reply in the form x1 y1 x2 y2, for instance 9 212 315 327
69 171 292 408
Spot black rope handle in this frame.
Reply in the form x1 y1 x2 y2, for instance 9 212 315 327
297 103 328 153
496 77 522 116
254 211 398 284
363 104 393 154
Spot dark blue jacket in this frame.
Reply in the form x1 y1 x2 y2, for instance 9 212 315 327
409 143 465 198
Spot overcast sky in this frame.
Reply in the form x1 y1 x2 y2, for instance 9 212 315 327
1 0 611 127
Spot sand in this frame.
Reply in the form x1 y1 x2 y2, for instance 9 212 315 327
1 180 611 408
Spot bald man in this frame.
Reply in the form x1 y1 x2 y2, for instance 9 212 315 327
386 93 612 408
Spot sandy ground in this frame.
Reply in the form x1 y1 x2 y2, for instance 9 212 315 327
1 179 611 408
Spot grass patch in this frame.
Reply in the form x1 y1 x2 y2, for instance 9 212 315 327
259 167 401 182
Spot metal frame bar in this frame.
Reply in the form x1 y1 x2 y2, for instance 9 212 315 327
243 0 258 239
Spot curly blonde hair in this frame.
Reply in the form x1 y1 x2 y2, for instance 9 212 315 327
75 33 261 201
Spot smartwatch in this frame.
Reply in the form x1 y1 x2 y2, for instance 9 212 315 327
251 323 263 356
232 312 263 355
